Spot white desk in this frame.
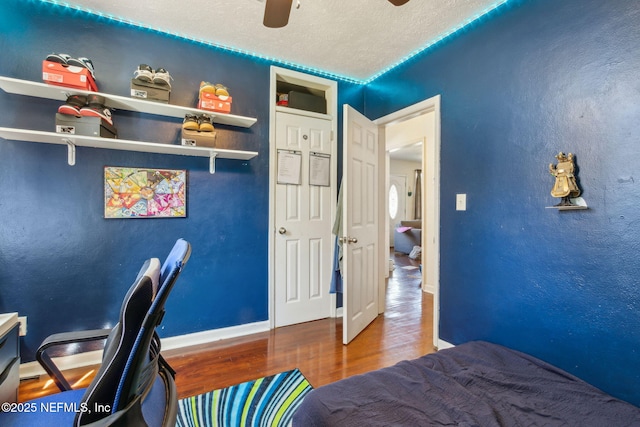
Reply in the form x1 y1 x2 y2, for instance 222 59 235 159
0 313 19 403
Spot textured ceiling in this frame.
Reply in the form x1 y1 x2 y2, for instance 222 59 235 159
55 0 507 82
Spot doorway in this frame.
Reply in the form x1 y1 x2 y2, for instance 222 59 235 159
268 66 338 329
375 96 441 348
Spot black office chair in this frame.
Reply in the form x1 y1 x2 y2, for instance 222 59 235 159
0 238 191 426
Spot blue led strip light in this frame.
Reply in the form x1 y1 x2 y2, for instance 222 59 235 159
362 0 514 84
35 0 515 86
34 0 363 84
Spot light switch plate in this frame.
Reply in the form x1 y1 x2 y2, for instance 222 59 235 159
18 316 27 336
456 194 467 211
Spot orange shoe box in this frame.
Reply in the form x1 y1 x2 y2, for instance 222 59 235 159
198 92 232 113
42 60 98 92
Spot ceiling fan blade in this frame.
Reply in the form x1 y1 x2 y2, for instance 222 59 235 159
264 0 294 28
388 0 410 5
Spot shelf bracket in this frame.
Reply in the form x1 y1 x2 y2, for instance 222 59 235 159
62 138 76 166
209 152 218 174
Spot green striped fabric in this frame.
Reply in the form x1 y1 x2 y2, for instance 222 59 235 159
176 369 312 427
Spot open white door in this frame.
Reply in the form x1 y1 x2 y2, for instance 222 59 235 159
342 105 379 344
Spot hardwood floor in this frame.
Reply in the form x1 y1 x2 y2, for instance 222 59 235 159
19 250 433 401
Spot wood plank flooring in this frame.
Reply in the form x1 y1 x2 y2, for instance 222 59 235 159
19 251 433 401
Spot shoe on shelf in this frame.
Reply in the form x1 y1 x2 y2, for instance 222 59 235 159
214 84 229 98
134 64 154 83
67 57 95 78
80 94 113 125
153 68 172 88
182 114 199 131
57 94 87 117
46 53 72 65
199 81 216 97
198 114 214 132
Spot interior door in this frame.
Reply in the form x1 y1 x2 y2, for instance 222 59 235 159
274 112 333 327
343 105 379 344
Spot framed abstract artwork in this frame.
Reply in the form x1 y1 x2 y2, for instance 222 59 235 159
104 166 187 218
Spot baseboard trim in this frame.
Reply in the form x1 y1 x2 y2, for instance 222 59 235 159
162 321 270 352
422 283 434 294
20 321 270 379
437 339 454 350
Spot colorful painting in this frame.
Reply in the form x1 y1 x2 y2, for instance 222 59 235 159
104 167 186 218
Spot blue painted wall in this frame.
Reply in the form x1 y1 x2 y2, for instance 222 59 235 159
0 1 363 362
3 0 640 408
366 0 640 406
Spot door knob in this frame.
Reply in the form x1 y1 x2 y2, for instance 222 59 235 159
340 236 358 244
278 227 287 235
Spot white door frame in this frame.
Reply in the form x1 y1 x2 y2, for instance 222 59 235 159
374 95 441 348
268 66 338 329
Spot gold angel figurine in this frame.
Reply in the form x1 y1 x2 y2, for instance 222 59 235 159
549 152 580 206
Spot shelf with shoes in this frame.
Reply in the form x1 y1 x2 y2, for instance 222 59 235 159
0 76 257 127
0 76 258 173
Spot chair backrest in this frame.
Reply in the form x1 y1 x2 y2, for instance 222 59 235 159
113 238 191 412
155 238 192 328
160 238 192 285
74 257 161 426
74 238 191 426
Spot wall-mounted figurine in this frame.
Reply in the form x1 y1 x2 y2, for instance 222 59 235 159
549 152 581 207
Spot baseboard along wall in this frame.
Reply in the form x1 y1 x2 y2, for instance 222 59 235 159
19 321 270 379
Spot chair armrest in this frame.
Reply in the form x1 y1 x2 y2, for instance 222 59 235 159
36 328 111 392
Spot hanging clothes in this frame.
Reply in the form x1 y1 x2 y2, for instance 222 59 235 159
330 182 344 293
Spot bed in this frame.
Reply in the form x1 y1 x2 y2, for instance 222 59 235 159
293 341 640 426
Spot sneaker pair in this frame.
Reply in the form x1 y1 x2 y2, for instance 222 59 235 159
134 64 172 88
183 114 214 132
199 81 229 98
46 53 95 78
58 94 113 126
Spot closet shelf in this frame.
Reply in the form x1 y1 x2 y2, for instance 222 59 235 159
0 76 257 128
0 127 258 174
275 105 332 120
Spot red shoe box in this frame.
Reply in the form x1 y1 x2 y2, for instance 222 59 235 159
198 92 232 114
42 60 98 92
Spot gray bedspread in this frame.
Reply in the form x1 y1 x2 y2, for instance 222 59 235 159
293 341 640 426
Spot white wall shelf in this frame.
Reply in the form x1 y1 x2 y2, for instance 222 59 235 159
0 127 258 174
0 76 259 173
545 197 588 210
0 76 257 128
